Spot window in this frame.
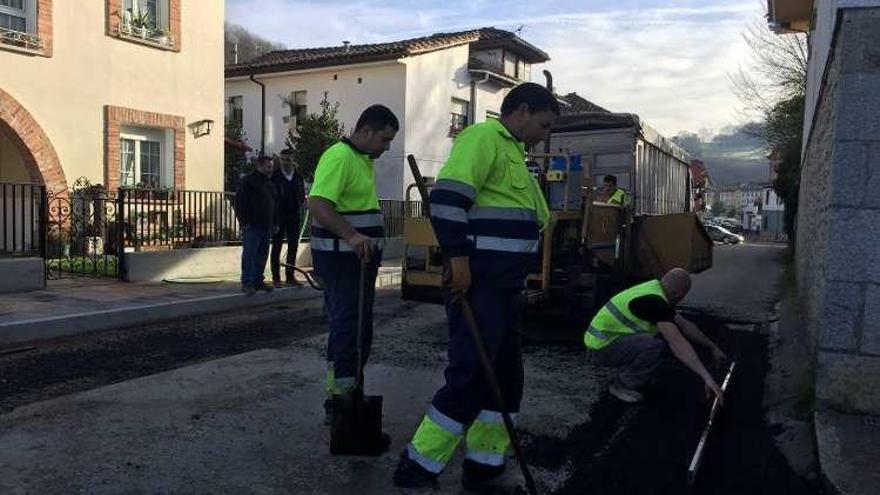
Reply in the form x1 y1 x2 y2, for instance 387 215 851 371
450 98 469 136
120 127 169 188
0 13 25 31
503 51 517 77
286 91 307 130
226 96 243 127
117 0 174 48
515 60 531 80
0 0 28 33
123 0 169 31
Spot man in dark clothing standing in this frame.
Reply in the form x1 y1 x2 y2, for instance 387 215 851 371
235 155 278 295
270 150 306 288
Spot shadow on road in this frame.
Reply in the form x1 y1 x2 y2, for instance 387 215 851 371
524 313 825 495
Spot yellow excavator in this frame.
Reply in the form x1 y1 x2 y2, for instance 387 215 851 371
400 80 712 324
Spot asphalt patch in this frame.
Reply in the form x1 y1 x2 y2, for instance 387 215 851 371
524 314 824 495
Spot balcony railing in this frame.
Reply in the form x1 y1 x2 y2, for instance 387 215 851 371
117 23 174 48
0 26 43 52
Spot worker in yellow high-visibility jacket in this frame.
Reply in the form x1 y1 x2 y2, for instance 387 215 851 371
585 267 728 404
393 83 558 492
602 175 629 206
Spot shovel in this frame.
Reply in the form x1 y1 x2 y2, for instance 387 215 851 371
329 256 387 456
457 296 539 495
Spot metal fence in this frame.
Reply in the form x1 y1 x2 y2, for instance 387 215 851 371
380 199 422 238
1 182 45 257
118 188 240 251
45 180 121 279
3 180 420 266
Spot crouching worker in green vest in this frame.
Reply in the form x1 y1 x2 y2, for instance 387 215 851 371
585 267 728 404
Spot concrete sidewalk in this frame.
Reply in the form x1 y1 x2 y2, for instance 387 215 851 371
815 411 880 495
0 265 402 349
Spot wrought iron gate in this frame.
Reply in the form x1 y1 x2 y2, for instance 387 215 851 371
45 178 121 279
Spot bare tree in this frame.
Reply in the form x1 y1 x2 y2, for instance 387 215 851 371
731 17 808 115
225 22 285 65
730 15 808 244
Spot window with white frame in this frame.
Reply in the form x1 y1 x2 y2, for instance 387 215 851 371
123 0 169 31
286 91 307 130
449 98 469 136
503 51 517 78
0 0 34 34
119 0 172 46
226 96 243 127
120 127 171 189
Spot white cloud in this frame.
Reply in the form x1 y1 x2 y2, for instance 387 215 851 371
531 3 762 135
226 0 765 135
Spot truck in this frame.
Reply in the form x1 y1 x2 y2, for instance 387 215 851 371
400 110 713 326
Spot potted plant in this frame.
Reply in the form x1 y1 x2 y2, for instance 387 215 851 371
130 10 152 39
154 28 170 46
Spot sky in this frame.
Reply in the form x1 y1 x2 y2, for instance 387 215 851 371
225 0 767 137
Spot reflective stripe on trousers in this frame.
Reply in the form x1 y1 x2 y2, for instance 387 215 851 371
408 405 465 473
465 409 515 467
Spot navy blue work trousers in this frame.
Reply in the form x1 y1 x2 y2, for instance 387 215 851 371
431 286 525 424
313 250 380 384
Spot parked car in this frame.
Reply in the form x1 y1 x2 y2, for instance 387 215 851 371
719 220 743 233
705 225 745 244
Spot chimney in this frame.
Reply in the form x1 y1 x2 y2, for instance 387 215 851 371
342 40 350 53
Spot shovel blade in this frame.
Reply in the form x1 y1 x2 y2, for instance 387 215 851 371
329 394 386 456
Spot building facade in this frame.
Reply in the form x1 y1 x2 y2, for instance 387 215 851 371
225 28 549 199
770 0 880 414
761 186 785 238
0 0 225 193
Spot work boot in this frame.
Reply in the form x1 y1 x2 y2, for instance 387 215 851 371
273 279 283 289
608 380 644 403
241 284 256 296
393 450 439 489
255 281 274 293
461 459 516 494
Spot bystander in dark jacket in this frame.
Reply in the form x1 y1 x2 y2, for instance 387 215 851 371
270 152 306 286
235 156 278 293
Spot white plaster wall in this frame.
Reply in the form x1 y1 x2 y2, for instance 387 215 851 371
402 45 510 197
226 61 407 198
0 0 225 191
402 45 472 194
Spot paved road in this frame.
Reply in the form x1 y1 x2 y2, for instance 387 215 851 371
0 243 818 494
683 243 787 322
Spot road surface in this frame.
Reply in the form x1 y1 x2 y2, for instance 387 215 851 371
0 244 821 494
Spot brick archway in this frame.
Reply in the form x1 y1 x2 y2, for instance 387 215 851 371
0 87 67 191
